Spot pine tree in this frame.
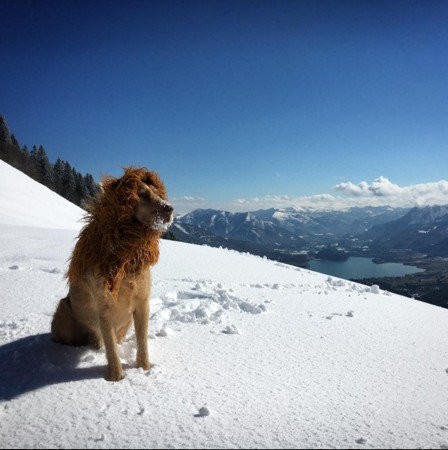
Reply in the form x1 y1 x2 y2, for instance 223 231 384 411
84 173 100 198
62 161 76 203
0 115 12 144
162 230 177 241
37 145 54 189
10 134 20 149
0 116 16 166
74 170 89 206
53 158 65 195
20 145 32 176
29 145 41 181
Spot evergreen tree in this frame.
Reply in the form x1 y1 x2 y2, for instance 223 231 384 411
84 173 100 198
162 230 177 241
29 145 40 181
62 161 76 202
10 136 25 173
20 145 32 176
10 134 20 149
0 116 16 166
53 158 65 195
0 115 12 144
74 170 89 206
37 145 54 189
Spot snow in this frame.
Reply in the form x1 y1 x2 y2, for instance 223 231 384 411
0 160 84 229
1 161 448 448
173 223 190 235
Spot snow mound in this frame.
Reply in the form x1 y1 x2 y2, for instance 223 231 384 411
151 280 267 330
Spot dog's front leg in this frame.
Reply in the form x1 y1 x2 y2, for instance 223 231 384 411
99 305 123 382
133 297 150 370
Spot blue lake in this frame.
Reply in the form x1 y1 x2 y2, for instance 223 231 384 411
309 256 424 280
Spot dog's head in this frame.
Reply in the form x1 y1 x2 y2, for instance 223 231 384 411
100 167 173 231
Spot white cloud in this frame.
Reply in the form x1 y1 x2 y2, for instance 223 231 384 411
232 195 292 209
226 177 448 212
334 177 448 208
335 176 402 197
225 193 345 212
171 196 206 215
172 177 448 214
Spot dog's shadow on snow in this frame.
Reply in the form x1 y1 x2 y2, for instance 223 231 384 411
0 333 105 400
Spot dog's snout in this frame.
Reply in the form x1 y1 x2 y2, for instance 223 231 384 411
162 203 173 214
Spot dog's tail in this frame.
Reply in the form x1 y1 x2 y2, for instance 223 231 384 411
51 296 93 347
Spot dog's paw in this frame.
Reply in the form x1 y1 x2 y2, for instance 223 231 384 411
136 358 151 371
105 367 124 382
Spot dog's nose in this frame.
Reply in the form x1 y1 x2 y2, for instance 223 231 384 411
162 203 173 214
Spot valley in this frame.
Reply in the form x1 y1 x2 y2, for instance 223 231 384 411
357 258 448 309
170 204 448 309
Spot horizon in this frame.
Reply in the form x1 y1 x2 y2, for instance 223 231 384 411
1 0 448 214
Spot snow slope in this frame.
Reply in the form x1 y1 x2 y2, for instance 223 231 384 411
0 160 83 229
1 162 448 449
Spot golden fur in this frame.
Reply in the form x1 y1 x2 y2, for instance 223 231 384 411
51 167 173 381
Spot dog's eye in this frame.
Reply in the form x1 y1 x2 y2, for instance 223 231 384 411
138 189 147 196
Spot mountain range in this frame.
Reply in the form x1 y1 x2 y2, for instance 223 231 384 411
363 205 448 257
170 205 448 261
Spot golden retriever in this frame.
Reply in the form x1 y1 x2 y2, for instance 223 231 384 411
51 167 173 381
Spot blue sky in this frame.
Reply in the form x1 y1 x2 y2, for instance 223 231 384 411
1 0 448 213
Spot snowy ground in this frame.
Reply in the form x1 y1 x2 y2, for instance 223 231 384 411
1 161 448 449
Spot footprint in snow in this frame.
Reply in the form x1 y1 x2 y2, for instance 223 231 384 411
156 328 172 337
145 364 162 377
137 406 146 416
222 325 240 335
194 406 210 418
41 268 62 274
92 434 106 442
81 354 96 363
8 265 20 270
325 313 343 320
326 312 354 320
355 437 367 444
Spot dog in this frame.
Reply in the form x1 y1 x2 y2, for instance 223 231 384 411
51 167 173 381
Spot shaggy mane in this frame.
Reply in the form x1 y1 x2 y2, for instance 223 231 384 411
67 167 167 295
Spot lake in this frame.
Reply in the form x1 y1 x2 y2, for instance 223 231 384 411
309 256 424 280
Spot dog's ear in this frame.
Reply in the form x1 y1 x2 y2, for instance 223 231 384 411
143 171 167 199
101 176 121 193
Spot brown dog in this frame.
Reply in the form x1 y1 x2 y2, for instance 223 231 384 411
51 167 173 381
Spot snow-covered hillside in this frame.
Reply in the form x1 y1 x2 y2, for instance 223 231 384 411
1 162 448 449
0 160 84 229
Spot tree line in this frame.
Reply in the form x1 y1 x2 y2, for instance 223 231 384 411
0 115 101 208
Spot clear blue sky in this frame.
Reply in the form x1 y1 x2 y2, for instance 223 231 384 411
1 0 448 212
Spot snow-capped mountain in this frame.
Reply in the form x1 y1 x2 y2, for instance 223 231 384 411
1 160 448 448
406 205 448 225
177 208 303 246
270 205 408 237
174 204 448 258
173 205 408 249
364 205 448 256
